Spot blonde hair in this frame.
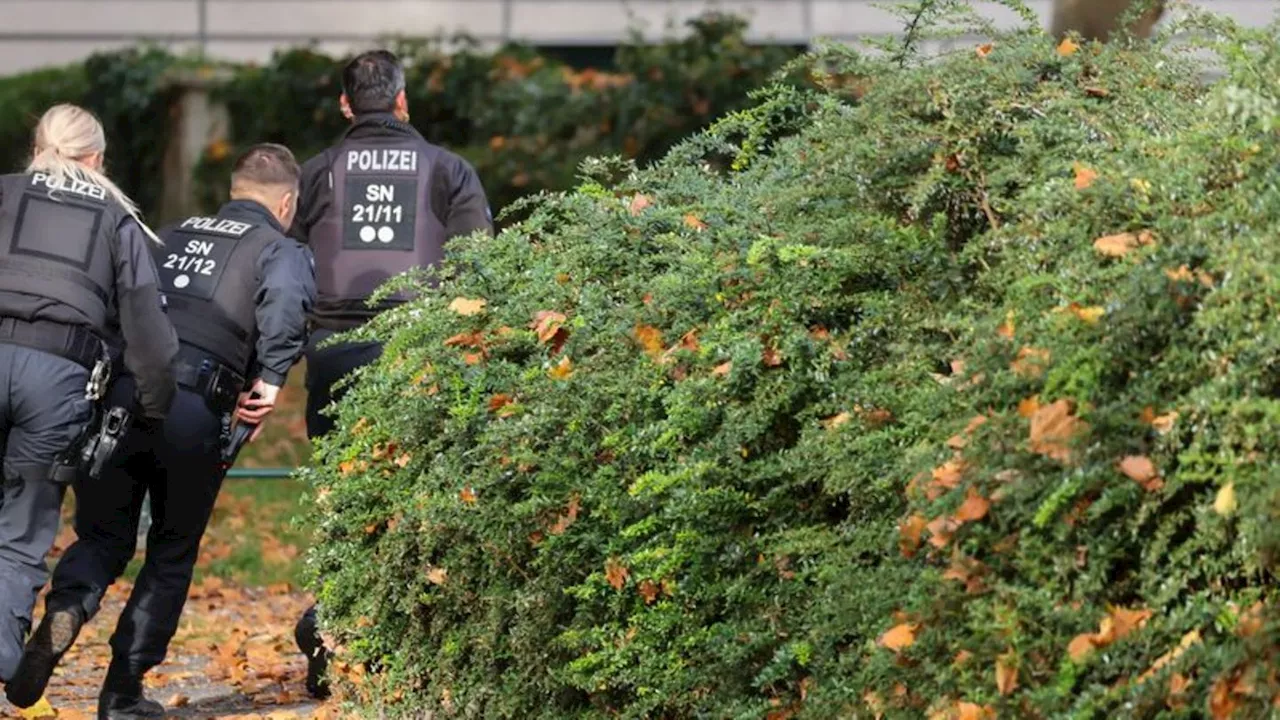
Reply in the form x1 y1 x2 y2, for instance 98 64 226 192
25 104 160 244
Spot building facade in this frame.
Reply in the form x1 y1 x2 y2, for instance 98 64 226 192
0 0 1275 73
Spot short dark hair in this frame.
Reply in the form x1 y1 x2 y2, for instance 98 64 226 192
230 143 299 190
342 50 407 115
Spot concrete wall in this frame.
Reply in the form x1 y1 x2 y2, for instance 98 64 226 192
0 0 1275 73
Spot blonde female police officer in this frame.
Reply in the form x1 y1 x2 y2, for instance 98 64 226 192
0 104 178 697
7 144 315 720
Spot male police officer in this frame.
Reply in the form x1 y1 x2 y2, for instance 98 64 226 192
289 49 493 698
8 144 316 719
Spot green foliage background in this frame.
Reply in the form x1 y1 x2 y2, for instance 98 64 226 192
0 14 794 228
301 3 1280 718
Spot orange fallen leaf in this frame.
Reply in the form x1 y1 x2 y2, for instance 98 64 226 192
997 310 1015 339
1209 673 1239 720
460 487 478 505
634 324 664 358
927 459 965 501
394 453 412 468
1074 162 1098 189
1139 629 1202 682
1012 346 1051 378
1236 602 1264 638
956 701 996 720
1109 606 1152 641
549 494 580 536
684 213 708 231
947 415 988 449
927 515 960 549
532 311 568 344
629 194 653 216
1058 37 1080 56
953 487 991 523
1119 455 1163 492
549 355 574 380
426 567 448 585
448 297 486 316
1029 399 1088 465
1018 395 1041 418
821 412 852 431
1167 672 1191 709
605 558 630 590
996 651 1018 696
712 361 732 377
899 514 928 558
1063 303 1105 324
763 346 783 367
1093 230 1155 258
1068 633 1098 663
488 393 515 413
638 579 660 604
878 622 917 652
976 42 994 58
954 650 974 666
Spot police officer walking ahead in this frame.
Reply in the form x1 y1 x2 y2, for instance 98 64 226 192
289 49 493 698
0 104 178 703
6 144 316 719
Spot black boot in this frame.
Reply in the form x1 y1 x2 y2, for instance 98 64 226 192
96 691 165 720
5 606 85 708
295 605 331 699
97 662 164 720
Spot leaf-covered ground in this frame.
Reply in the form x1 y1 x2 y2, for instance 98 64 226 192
2 479 325 719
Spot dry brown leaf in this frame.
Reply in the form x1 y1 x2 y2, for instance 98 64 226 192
1209 673 1239 720
899 514 928 558
394 453 412 468
956 701 996 720
532 311 567 344
1167 672 1191 710
878 622 917 652
1110 606 1153 641
1165 265 1195 282
928 460 965 501
927 515 960 549
763 346 783 367
638 579 660 604
947 415 988 449
1065 303 1105 324
1012 346 1051 378
996 651 1018 696
634 324 664 358
954 650 974 666
1058 37 1080 56
684 213 709 231
167 694 190 708
1236 602 1264 638
1018 395 1042 418
605 558 630 590
629 194 653 216
1093 230 1155 258
426 567 448 585
1085 86 1110 97
1139 629 1202 682
460 487 478 505
976 43 994 58
449 297 487 316
488 393 514 413
1074 162 1098 189
549 494 581 536
821 412 852 431
1029 399 1088 464
997 310 1015 339
1068 633 1097 663
549 355 574 380
953 487 991 523
855 405 894 428
1119 455 1164 492
712 361 732 377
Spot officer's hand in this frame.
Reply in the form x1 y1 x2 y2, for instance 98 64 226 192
236 379 281 424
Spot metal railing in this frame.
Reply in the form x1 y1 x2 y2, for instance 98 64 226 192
226 467 296 480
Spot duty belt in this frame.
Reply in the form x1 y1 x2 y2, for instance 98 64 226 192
173 355 246 415
0 317 102 370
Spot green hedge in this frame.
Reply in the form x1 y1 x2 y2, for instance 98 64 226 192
302 2 1280 718
0 14 794 226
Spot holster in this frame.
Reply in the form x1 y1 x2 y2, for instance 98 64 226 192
48 347 121 485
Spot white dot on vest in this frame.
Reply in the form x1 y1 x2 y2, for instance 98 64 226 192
174 275 190 289
360 226 376 242
378 226 395 243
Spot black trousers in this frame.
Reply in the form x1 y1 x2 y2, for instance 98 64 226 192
303 328 383 439
0 344 93 682
300 329 382 660
45 378 224 685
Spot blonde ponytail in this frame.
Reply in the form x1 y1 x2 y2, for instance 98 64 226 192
25 104 161 245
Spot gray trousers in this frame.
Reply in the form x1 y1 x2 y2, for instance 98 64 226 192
0 344 92 682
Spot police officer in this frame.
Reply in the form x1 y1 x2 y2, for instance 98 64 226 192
0 103 178 707
6 144 316 719
289 48 493 698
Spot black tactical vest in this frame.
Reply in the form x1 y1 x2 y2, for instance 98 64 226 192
0 172 125 332
156 211 276 375
308 134 445 303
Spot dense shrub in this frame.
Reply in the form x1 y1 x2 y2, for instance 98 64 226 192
194 14 797 219
303 1 1280 716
